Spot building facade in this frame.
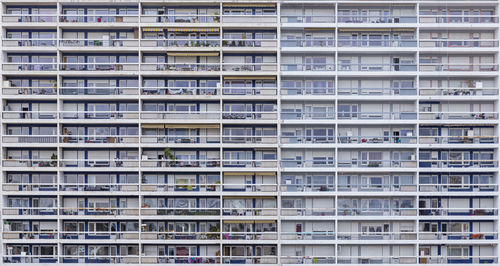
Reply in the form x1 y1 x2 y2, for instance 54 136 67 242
0 0 499 265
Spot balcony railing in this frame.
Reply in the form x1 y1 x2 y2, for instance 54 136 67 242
59 111 139 120
3 159 57 168
337 256 417 264
338 15 417 23
141 111 219 120
337 112 417 120
338 160 417 168
222 111 277 120
60 207 139 216
141 256 220 264
3 63 57 71
3 135 57 144
281 64 335 71
281 256 336 264
60 63 139 71
281 87 335 96
2 14 57 23
2 111 57 120
280 16 335 23
141 231 220 240
419 64 498 72
419 231 497 240
140 14 219 23
281 184 335 192
338 39 417 47
60 135 139 144
3 207 58 215
222 159 278 168
338 63 417 71
419 207 497 216
281 207 336 216
419 135 498 144
338 184 417 192
223 208 278 216
419 15 498 23
61 87 139 95
60 183 139 192
142 39 219 47
222 231 278 240
140 159 220 168
3 255 58 264
223 39 277 48
60 39 139 47
141 63 220 72
337 231 417 240
59 14 139 23
3 230 57 240
281 111 335 120
3 183 57 192
338 87 416 95
59 159 140 168
140 183 220 192
281 38 335 48
222 87 277 96
419 159 497 168
141 135 220 144
2 87 57 95
420 39 499 48
142 87 217 95
281 159 335 168
3 38 57 47
419 87 499 96
222 135 278 144
419 183 497 192
338 207 417 216
222 63 277 72
280 231 335 240
419 112 498 120
419 256 496 264
281 135 335 144
141 207 220 216
338 135 417 144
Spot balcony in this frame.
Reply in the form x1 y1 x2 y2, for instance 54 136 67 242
419 231 497 240
420 39 499 48
419 159 497 168
281 208 336 216
419 64 498 72
223 208 278 217
222 111 277 120
140 159 220 168
59 111 139 120
3 230 57 240
141 111 219 120
419 112 498 120
140 183 220 192
338 15 417 23
140 14 219 23
60 39 139 48
419 183 497 192
2 111 56 120
59 14 138 23
222 87 277 96
3 38 57 47
2 14 57 23
60 183 138 192
141 231 220 240
419 135 498 144
281 64 335 72
141 63 220 72
3 135 57 144
337 256 417 264
281 111 335 120
60 231 139 240
338 112 417 120
338 207 417 216
3 255 58 264
419 256 496 264
281 38 335 48
3 183 57 192
281 231 335 240
141 208 219 216
141 256 220 264
2 86 57 96
60 207 139 216
281 256 336 264
281 159 335 168
281 87 335 96
338 39 417 48
281 184 335 192
419 87 498 96
61 87 139 96
338 160 417 168
419 207 497 216
142 39 219 48
338 135 417 144
60 135 139 144
281 135 335 144
337 231 417 241
338 63 417 71
222 15 277 24
222 135 277 144
280 16 335 23
60 63 139 71
222 63 277 72
338 184 417 192
59 159 139 168
3 63 57 71
3 159 57 168
419 15 498 24
222 159 277 168
3 207 58 216
142 87 217 96
142 135 220 144
223 39 277 48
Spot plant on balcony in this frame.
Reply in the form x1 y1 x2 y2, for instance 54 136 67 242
213 11 219 23
50 153 57 167
164 147 175 166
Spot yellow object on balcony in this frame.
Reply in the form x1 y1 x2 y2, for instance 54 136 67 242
142 27 163 32
167 27 219 32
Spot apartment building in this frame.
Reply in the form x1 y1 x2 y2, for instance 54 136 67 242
0 0 499 265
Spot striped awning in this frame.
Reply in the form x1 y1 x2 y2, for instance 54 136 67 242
167 27 219 32
167 52 219 57
142 27 163 32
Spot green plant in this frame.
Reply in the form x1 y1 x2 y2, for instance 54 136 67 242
164 147 175 161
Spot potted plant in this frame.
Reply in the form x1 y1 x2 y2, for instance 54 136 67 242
213 11 219 23
50 153 57 167
164 147 175 166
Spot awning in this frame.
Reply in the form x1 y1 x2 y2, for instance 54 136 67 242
224 3 275 8
167 52 219 57
164 124 219 129
255 172 276 176
223 76 276 80
167 27 219 32
142 27 163 32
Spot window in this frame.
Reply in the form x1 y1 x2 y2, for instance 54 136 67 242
448 247 469 258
